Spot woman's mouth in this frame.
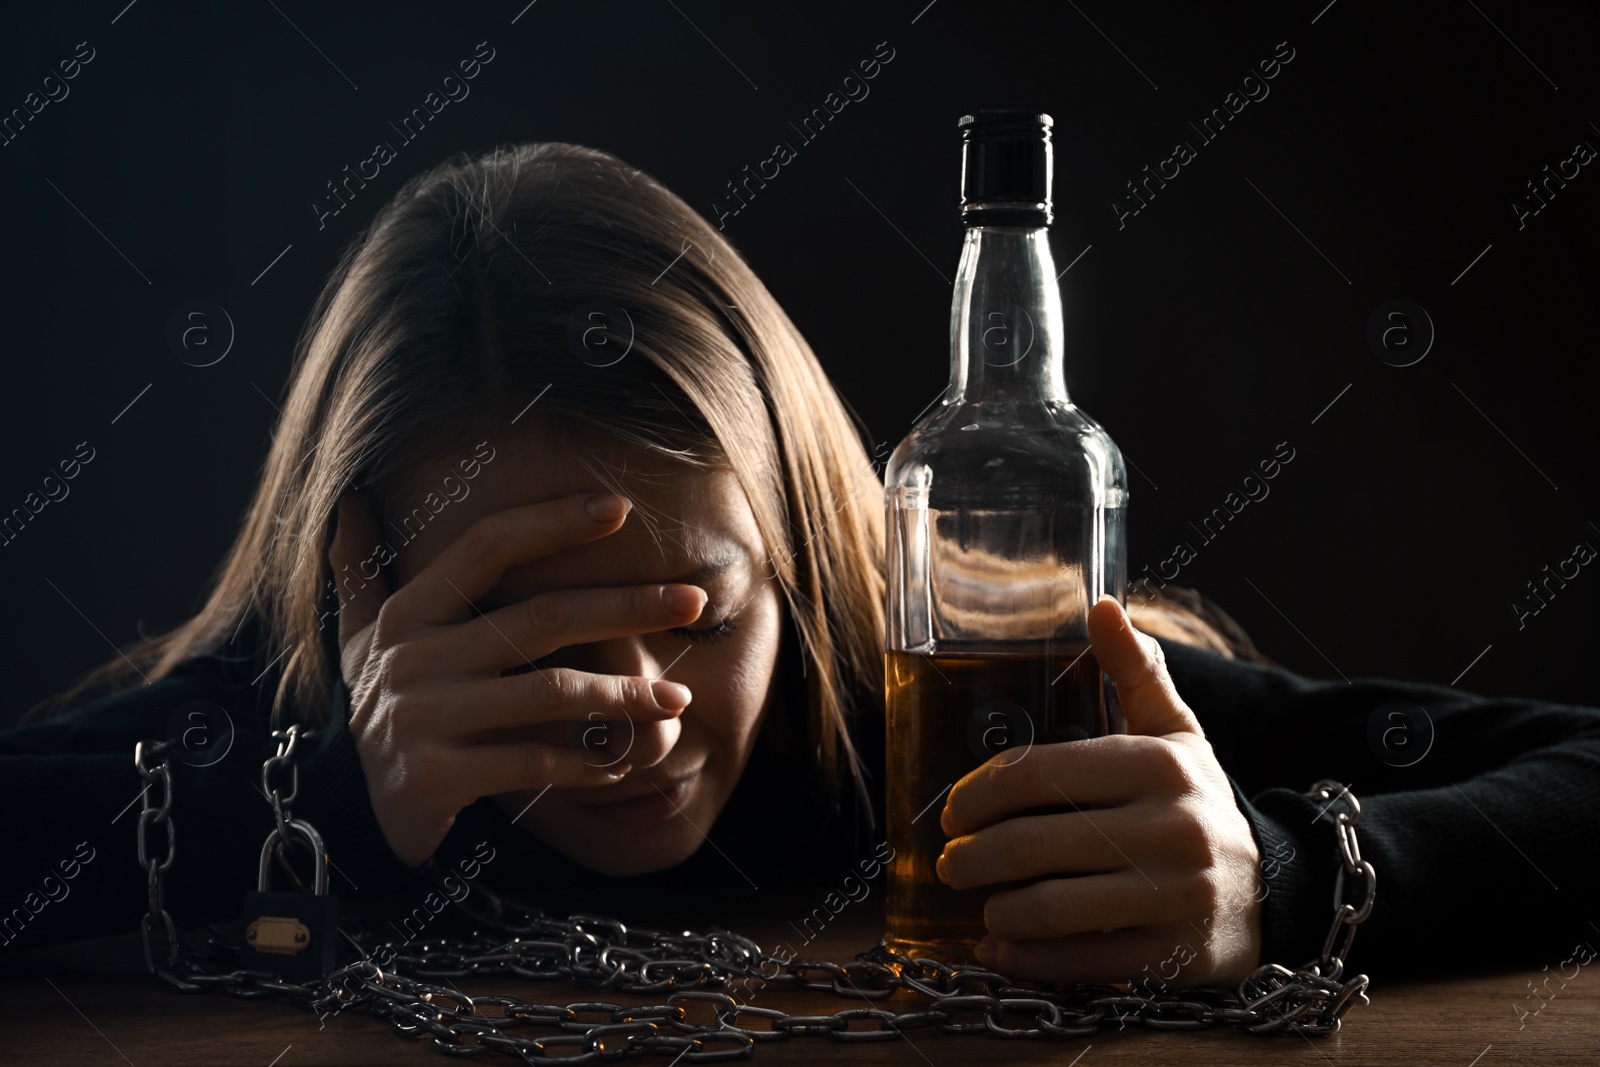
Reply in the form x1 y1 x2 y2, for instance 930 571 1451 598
572 770 701 827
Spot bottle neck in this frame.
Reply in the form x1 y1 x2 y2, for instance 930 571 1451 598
949 226 1067 405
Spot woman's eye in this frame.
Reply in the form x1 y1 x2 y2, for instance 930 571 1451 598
501 614 741 676
673 614 740 643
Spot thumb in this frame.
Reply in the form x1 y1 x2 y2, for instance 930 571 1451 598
1087 595 1203 738
327 489 389 681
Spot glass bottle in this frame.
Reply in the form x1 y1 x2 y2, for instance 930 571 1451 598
883 110 1128 961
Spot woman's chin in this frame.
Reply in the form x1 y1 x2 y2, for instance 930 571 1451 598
547 822 702 877
499 768 724 876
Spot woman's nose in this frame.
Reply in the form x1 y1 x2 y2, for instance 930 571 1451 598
566 636 688 770
565 634 678 684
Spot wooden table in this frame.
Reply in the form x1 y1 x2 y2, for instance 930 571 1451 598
4 900 1595 1065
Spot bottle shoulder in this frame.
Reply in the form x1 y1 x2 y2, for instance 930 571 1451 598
885 399 1128 497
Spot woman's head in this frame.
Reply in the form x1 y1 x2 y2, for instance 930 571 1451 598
373 421 790 875
49 142 889 855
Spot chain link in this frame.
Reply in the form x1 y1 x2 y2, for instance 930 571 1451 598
132 735 1372 1057
1307 778 1376 982
133 739 186 986
261 726 310 888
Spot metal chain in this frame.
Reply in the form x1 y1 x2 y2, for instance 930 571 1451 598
133 735 1372 1058
1308 778 1376 981
262 726 310 888
133 739 183 986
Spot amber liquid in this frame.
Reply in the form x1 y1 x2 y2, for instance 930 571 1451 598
884 647 1109 962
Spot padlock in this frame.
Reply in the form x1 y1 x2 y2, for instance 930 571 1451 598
239 818 339 981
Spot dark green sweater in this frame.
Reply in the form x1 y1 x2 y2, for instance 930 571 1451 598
3 621 1597 984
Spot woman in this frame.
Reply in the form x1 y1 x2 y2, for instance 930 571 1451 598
6 143 1596 993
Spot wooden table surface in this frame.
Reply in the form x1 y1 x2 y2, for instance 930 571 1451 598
3 900 1596 1066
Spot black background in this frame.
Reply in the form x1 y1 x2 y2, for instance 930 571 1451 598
3 0 1596 728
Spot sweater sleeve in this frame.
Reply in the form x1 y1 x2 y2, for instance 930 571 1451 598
1154 637 1600 976
0 662 416 954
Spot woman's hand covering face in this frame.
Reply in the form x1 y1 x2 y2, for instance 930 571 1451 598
332 488 706 867
332 435 783 875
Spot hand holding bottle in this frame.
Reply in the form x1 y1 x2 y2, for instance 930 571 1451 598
935 596 1265 987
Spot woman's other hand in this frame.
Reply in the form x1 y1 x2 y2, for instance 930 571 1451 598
329 489 706 866
937 596 1265 988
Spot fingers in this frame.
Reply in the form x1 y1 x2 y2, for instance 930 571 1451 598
427 581 707 677
329 489 390 676
940 734 1162 837
475 710 685 771
441 738 643 801
976 925 1188 986
386 493 635 630
436 666 693 738
982 868 1202 942
940 806 1176 890
1088 596 1203 738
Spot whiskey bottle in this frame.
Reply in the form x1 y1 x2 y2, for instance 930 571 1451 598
883 110 1129 961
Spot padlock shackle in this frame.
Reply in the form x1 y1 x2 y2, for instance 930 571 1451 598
258 817 330 896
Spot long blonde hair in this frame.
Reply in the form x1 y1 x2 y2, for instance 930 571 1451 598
31 141 889 810
32 141 1267 811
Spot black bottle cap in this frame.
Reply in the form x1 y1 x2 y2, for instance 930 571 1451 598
958 110 1052 227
